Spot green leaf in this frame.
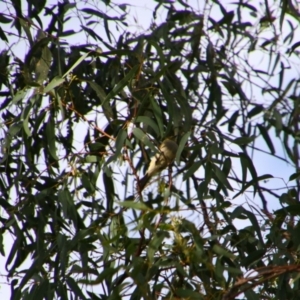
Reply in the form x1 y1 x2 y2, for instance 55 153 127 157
197 181 208 201
31 279 49 300
212 244 236 260
103 171 115 213
244 289 259 300
43 76 65 93
232 136 255 145
0 14 12 23
19 18 33 45
18 257 45 292
233 174 273 199
228 110 239 133
115 129 127 157
46 118 58 160
82 173 95 194
290 41 300 54
273 109 283 133
84 155 99 163
243 208 265 245
257 124 275 154
21 101 33 137
132 128 156 152
81 8 124 21
212 164 233 191
104 65 139 104
150 97 164 137
9 122 23 136
66 277 87 300
275 204 300 216
289 172 300 181
118 201 150 210
176 131 190 164
222 157 231 177
248 105 264 119
148 231 169 264
135 116 159 137
58 189 76 221
62 51 91 78
241 249 266 268
34 43 52 84
88 81 113 120
176 288 204 300
240 153 248 187
12 88 31 104
147 40 165 65
239 152 258 192
183 160 202 181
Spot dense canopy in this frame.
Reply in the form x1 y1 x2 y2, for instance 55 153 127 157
1 0 300 299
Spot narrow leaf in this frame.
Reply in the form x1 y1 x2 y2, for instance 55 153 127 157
118 201 150 210
176 131 191 164
132 128 156 152
233 174 273 199
62 51 91 78
46 118 58 160
66 277 87 300
104 65 139 104
44 76 65 93
135 116 159 137
88 81 113 120
232 136 255 145
248 105 264 119
257 124 275 154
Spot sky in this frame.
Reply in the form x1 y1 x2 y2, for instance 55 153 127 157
0 0 300 298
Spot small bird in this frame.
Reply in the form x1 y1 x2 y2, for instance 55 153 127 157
139 138 178 190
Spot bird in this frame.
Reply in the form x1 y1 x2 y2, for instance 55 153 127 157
139 138 178 190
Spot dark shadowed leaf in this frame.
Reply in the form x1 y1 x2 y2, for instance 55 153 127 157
2 1 300 299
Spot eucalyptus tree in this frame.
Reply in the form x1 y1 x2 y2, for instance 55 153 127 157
1 0 300 299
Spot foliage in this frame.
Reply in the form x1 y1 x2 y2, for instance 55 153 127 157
1 0 300 299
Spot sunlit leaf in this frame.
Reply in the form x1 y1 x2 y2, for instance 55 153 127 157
62 51 91 78
176 131 190 164
44 76 65 93
133 128 156 152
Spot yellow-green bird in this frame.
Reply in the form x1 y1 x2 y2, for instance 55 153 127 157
139 138 178 190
